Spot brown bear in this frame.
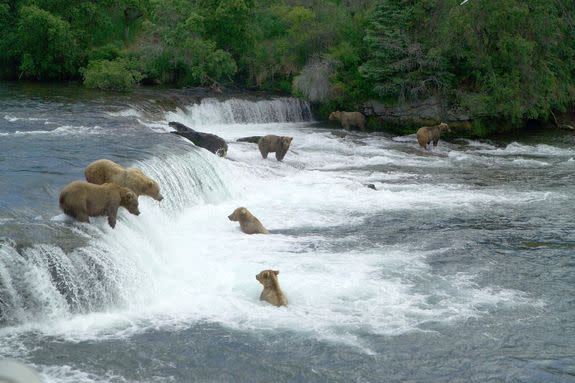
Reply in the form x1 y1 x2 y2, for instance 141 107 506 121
256 270 288 307
85 159 163 201
329 111 366 131
228 207 268 234
258 135 293 161
416 122 450 149
59 181 140 228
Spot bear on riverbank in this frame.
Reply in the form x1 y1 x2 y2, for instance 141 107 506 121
258 135 293 161
329 111 366 131
228 207 268 234
416 122 450 149
59 181 140 228
85 159 163 201
256 270 288 307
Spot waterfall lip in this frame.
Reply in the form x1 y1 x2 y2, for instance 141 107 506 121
163 97 314 129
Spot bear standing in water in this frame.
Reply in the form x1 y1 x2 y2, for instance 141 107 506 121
256 270 288 307
416 122 450 150
329 111 366 131
258 135 293 161
228 207 268 234
85 159 163 201
59 181 140 228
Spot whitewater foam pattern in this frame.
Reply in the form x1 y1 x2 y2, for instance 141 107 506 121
0 96 562 355
164 97 312 127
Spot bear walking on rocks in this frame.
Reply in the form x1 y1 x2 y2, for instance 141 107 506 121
416 122 450 150
256 270 288 307
85 159 163 201
329 111 366 131
258 135 293 161
228 207 268 234
59 181 140 228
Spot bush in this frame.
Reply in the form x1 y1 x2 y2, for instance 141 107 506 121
17 5 78 79
82 59 142 91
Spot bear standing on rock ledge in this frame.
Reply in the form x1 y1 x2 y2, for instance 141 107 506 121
258 135 293 161
416 122 451 150
85 159 163 201
59 181 140 228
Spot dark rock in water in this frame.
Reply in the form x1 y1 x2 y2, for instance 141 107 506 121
237 136 263 144
169 122 228 157
365 184 377 190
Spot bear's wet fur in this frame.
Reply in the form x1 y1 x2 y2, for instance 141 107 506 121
169 121 228 157
416 122 450 149
85 159 163 201
329 111 366 131
59 181 140 228
256 269 288 307
228 207 268 234
258 135 293 161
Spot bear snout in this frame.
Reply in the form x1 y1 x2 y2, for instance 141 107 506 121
156 194 164 202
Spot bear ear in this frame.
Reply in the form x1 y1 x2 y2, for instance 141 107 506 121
147 180 154 187
273 270 279 276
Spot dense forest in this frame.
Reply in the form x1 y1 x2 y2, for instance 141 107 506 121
0 0 574 134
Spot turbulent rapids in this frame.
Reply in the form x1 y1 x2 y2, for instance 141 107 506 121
0 85 574 382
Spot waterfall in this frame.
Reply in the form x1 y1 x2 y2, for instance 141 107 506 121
164 97 313 127
0 148 234 325
0 95 308 326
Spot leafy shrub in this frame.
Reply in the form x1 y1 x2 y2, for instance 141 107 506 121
82 59 142 91
17 5 78 79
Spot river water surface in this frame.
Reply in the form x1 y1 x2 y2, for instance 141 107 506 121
0 83 574 382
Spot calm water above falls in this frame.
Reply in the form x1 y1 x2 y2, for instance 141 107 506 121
0 83 574 382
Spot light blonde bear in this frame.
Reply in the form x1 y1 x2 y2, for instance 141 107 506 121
228 207 268 234
256 270 288 307
85 159 163 201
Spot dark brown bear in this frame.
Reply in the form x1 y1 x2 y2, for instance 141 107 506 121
59 181 140 228
258 135 293 161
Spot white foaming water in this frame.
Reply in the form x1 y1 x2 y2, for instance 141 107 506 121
3 115 50 123
164 97 312 128
0 125 104 137
477 141 575 157
0 98 555 359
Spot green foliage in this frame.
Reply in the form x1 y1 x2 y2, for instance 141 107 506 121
0 0 572 136
134 0 237 86
359 0 575 129
209 0 255 59
443 0 575 121
82 58 142 91
17 5 79 79
359 0 449 101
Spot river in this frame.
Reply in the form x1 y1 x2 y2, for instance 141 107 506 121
0 82 574 382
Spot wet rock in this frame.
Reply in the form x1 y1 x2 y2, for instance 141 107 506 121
169 122 228 157
236 136 263 144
